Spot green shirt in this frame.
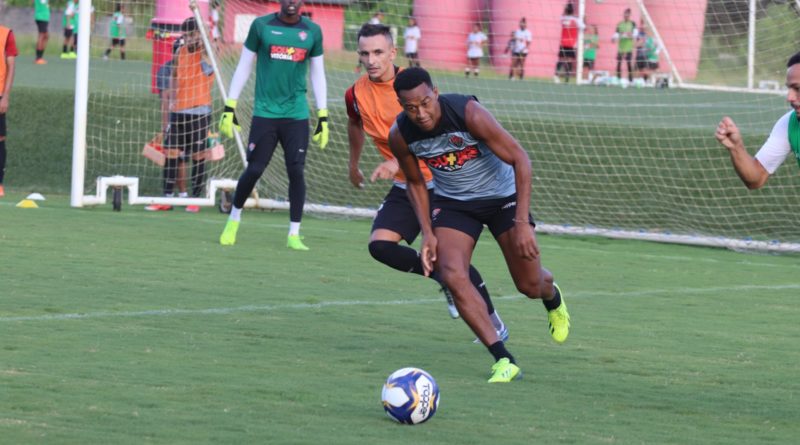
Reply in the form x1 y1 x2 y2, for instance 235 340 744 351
244 13 323 119
34 0 50 22
645 36 658 63
110 11 126 38
789 111 800 168
62 1 75 29
616 20 635 53
584 34 598 61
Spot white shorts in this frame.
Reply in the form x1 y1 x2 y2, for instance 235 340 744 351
467 48 483 59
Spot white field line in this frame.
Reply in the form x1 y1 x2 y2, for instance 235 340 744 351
2 283 798 323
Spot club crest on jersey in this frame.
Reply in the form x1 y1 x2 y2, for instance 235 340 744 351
270 45 308 62
423 145 481 172
449 135 464 148
298 31 308 41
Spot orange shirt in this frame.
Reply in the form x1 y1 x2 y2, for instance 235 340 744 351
345 69 433 184
0 27 17 93
172 45 213 112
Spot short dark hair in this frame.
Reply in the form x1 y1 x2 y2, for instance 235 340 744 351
393 67 433 95
565 3 574 15
358 23 393 44
787 51 800 68
181 17 198 33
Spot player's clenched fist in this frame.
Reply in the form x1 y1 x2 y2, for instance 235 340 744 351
715 116 742 151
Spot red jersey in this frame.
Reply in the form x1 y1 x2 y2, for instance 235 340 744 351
560 15 581 49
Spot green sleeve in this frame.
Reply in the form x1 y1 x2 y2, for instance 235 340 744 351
310 24 323 58
244 19 260 53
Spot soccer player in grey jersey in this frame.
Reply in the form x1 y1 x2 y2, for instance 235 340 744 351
387 67 571 383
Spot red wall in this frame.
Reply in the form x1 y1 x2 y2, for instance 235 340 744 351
409 0 707 80
414 0 482 70
223 0 345 51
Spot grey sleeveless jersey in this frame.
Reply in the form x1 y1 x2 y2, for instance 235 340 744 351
396 94 515 200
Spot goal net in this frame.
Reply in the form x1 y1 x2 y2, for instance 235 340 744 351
72 0 800 251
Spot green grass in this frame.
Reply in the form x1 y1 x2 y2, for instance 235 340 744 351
1 194 799 444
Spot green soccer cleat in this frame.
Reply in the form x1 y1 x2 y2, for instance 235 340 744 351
487 358 521 383
547 283 570 344
287 234 309 251
219 220 240 246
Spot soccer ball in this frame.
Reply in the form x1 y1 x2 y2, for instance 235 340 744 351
381 367 440 424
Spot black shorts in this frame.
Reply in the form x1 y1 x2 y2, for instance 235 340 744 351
405 52 418 59
430 193 534 242
558 46 576 59
36 20 49 33
164 112 211 154
636 53 648 70
0 107 6 138
511 52 528 59
617 51 632 62
372 185 435 244
648 61 659 70
111 38 126 47
583 59 595 70
247 116 309 168
64 28 73 39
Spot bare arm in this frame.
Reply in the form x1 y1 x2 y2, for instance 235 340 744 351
465 99 539 259
715 116 769 189
346 114 366 188
0 55 14 114
388 123 436 274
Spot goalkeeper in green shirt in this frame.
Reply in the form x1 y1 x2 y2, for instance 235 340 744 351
103 3 126 60
218 0 329 250
612 8 636 83
34 0 50 64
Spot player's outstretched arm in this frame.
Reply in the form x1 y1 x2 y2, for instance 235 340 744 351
388 123 436 274
465 99 539 260
715 116 769 189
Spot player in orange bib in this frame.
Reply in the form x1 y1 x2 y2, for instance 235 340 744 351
345 24 508 336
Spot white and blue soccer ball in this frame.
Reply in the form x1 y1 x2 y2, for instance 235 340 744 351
381 367 440 424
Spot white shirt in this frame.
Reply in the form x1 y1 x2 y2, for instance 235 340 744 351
755 110 796 174
512 28 532 54
467 31 487 58
368 17 381 25
404 26 421 54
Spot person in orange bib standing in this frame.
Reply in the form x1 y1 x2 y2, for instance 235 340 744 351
0 24 19 197
147 18 213 212
345 24 508 337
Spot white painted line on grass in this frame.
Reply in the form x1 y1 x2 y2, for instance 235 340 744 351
1 283 798 323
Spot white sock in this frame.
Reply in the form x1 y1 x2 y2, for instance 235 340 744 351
490 311 505 332
288 221 301 236
178 192 188 198
229 206 242 222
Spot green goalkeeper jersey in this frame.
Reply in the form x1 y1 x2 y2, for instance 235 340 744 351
62 1 75 29
244 13 323 120
34 0 50 22
616 20 635 53
110 11 126 39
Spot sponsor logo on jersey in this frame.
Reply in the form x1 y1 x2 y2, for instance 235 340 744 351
270 45 308 62
422 145 480 172
271 30 283 35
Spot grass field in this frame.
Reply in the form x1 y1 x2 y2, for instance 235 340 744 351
1 193 799 444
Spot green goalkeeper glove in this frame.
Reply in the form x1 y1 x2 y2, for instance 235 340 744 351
219 98 241 139
311 108 329 149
